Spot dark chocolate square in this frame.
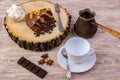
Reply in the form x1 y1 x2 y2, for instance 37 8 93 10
26 62 36 70
17 57 26 64
31 66 41 74
21 59 31 67
37 69 48 78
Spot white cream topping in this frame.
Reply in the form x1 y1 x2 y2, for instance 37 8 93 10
6 4 25 21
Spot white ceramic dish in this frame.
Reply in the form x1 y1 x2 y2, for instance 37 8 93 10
57 46 96 73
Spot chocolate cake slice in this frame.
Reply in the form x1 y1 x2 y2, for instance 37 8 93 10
25 8 56 36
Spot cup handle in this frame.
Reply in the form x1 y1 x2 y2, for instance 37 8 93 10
87 48 95 57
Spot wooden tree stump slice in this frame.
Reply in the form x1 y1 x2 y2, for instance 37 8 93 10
4 0 71 51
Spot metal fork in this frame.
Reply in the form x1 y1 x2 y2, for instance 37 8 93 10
55 3 64 32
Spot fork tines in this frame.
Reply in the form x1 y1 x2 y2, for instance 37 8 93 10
55 3 60 12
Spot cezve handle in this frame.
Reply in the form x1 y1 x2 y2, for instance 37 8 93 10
92 22 120 39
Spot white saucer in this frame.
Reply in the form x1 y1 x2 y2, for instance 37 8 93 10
57 46 96 73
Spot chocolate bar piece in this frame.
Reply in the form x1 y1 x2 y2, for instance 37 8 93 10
31 66 41 74
26 62 36 70
17 57 48 79
37 69 48 78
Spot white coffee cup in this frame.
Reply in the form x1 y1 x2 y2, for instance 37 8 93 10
64 37 95 64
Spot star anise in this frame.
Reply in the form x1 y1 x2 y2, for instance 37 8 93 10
46 59 54 66
38 59 45 65
41 53 48 59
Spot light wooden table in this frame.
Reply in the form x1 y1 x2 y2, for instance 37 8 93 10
0 0 120 80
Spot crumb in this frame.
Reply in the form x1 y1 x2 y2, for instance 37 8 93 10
46 59 54 66
41 53 48 59
38 59 46 65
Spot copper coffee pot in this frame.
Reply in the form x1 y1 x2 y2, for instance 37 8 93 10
74 8 120 39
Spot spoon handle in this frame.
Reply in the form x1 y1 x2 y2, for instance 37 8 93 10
65 50 71 80
66 58 71 79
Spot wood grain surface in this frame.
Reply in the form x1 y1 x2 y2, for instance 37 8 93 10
1 0 120 80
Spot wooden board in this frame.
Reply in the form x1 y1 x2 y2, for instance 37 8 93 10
0 0 120 80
